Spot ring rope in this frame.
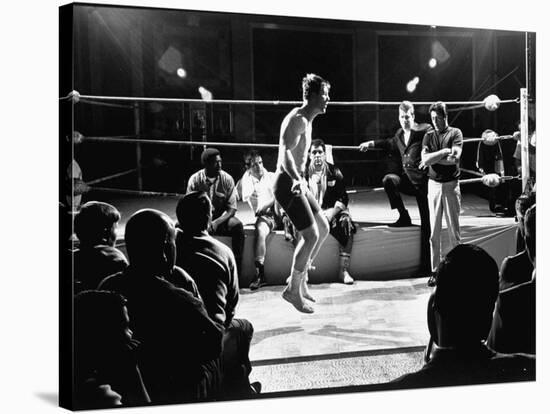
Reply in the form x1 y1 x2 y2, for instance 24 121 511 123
89 175 520 198
82 135 137 141
81 135 515 149
462 135 514 143
79 97 134 109
447 103 486 112
460 168 484 178
81 136 382 151
458 175 519 185
89 186 184 198
61 91 519 107
85 168 140 186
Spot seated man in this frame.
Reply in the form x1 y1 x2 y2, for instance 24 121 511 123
73 201 128 293
175 192 259 398
74 290 150 409
391 244 535 388
239 149 282 289
187 148 244 277
487 204 536 355
498 191 535 291
306 139 355 284
99 209 224 404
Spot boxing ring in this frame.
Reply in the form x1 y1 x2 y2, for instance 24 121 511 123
62 89 532 287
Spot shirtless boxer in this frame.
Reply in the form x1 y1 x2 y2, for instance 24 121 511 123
274 74 330 314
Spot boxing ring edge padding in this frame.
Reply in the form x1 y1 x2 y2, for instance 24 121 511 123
215 222 517 286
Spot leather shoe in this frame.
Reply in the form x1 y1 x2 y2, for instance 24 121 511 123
389 213 412 227
249 277 267 290
250 381 262 394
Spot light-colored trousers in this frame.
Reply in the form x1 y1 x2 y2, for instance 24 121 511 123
428 179 461 272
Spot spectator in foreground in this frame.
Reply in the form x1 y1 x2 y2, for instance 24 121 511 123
99 209 224 403
73 201 128 293
487 204 536 355
175 192 260 398
74 290 150 409
498 192 535 291
391 244 535 388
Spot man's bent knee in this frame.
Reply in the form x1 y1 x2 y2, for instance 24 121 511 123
383 174 400 188
316 213 329 237
299 223 320 245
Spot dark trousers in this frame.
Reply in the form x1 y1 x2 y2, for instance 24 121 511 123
212 216 244 275
221 318 254 398
383 173 431 273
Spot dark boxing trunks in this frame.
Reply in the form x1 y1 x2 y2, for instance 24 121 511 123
273 171 320 231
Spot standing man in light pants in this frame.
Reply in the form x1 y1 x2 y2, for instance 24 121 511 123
421 101 463 286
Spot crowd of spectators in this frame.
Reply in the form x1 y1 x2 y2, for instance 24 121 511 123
65 146 536 408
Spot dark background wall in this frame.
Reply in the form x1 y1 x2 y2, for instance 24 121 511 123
68 4 534 192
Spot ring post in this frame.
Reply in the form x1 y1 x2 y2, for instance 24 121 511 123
133 103 143 191
519 88 529 190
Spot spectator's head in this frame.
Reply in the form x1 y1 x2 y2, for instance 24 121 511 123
74 290 133 360
429 244 499 347
201 148 222 176
74 201 121 247
515 191 536 239
524 204 536 265
398 101 415 131
244 149 264 178
176 191 212 234
429 101 448 131
309 138 327 168
124 209 176 276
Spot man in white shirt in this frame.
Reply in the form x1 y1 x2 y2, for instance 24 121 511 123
239 149 282 289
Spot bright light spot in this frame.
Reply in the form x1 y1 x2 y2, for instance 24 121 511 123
406 77 420 93
429 58 437 68
177 68 187 78
198 86 213 101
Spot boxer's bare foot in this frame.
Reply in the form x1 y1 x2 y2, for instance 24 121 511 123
301 283 316 302
282 286 314 313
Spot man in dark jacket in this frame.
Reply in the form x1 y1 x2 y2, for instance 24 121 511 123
307 139 355 284
359 101 431 276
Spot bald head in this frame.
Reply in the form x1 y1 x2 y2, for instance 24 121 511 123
124 209 176 272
